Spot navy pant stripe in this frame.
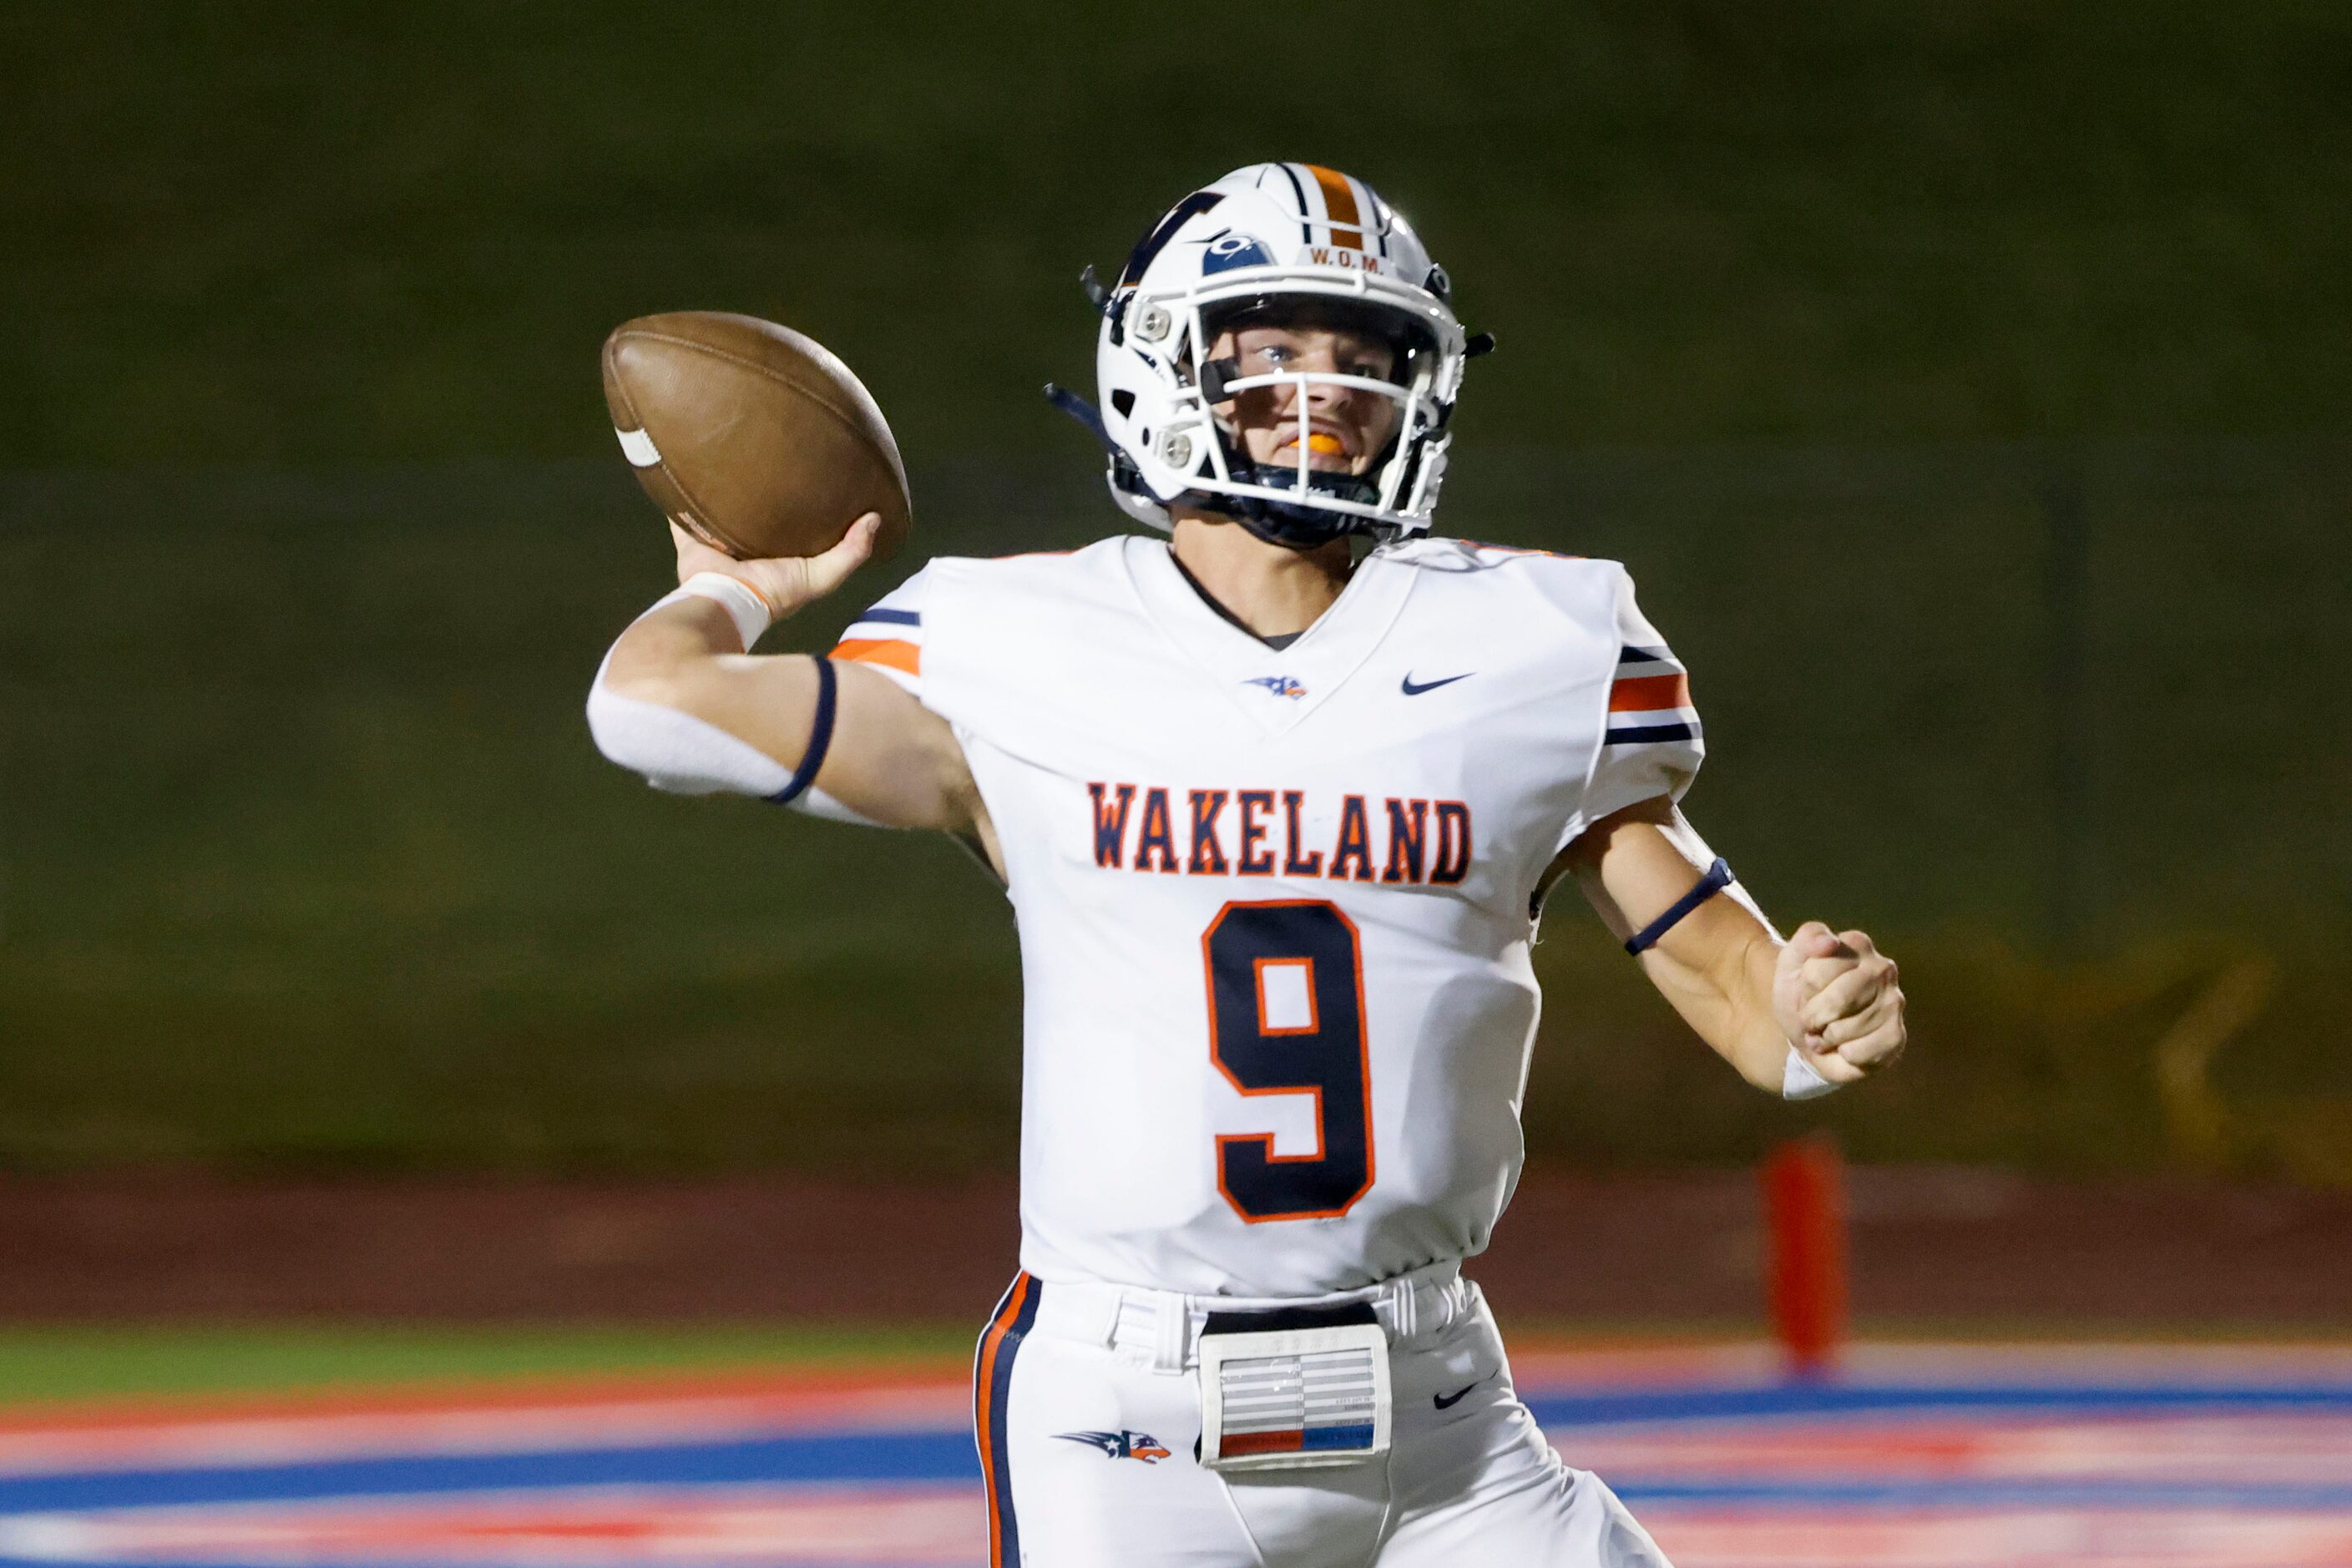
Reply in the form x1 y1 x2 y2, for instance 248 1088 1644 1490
975 1274 1042 1567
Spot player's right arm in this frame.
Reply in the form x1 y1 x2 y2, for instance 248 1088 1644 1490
589 514 993 852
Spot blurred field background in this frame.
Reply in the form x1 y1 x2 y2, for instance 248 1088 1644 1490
4 5 2349 1562
6 448 2350 1185
5 0 2349 1189
3 0 2350 1351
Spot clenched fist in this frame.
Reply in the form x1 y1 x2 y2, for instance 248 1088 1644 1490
1770 923 1905 1085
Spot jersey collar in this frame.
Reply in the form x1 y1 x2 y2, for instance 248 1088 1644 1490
1123 536 1418 736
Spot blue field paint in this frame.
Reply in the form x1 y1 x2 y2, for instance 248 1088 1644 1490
1603 1479 2352 1512
7 1363 2350 1568
0 1560 911 1568
1526 1379 2352 1429
0 1429 977 1515
0 1561 336 1568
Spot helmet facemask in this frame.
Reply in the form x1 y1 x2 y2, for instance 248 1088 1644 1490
1178 294 1445 548
1124 277 1456 548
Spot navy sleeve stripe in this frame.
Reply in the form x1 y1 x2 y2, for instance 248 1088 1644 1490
1605 721 1700 745
857 606 921 626
1624 858 1735 955
1617 645 1672 665
766 656 838 806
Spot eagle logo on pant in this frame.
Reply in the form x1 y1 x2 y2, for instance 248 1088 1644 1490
1055 1428 1172 1464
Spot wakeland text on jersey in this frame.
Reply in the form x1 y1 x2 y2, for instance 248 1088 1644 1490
1088 784 1472 885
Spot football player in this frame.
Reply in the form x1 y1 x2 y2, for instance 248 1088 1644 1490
589 163 1904 1566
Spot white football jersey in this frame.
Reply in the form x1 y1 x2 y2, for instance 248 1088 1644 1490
832 535 1702 1298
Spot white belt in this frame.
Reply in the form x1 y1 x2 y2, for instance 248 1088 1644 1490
1027 1259 1472 1373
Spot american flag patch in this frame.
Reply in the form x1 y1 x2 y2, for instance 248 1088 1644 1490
1219 1346 1378 1455
1606 644 1700 746
1197 1322 1392 1473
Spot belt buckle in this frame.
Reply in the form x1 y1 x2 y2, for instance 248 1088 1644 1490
1196 1303 1392 1473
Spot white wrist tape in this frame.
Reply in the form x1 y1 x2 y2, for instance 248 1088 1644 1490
666 572 777 650
1782 1046 1841 1100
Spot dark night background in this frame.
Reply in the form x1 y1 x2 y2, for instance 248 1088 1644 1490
3 0 2347 1184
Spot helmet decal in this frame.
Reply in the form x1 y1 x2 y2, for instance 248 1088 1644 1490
1267 164 1316 242
1298 163 1375 255
1202 233 1276 274
1119 190 1224 290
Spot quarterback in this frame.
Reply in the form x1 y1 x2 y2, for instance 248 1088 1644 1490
589 164 1905 1566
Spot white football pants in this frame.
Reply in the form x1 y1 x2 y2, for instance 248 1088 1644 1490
972 1269 1674 1567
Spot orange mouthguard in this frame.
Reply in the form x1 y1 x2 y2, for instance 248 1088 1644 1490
1305 432 1344 455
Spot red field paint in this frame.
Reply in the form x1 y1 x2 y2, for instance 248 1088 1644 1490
3 1347 2348 1568
0 1368 972 1477
1763 1137 1849 1376
0 1360 970 1436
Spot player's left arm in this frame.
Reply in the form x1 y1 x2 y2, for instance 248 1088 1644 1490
1554 795 1906 1092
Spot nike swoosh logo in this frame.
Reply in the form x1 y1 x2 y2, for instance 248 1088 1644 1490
1401 671 1473 697
1433 1377 1485 1409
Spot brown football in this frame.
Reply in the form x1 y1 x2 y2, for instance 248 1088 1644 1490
601 311 912 562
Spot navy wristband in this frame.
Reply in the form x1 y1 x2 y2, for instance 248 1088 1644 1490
767 655 837 807
1624 857 1734 955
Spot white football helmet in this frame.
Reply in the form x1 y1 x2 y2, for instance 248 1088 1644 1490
1050 163 1485 548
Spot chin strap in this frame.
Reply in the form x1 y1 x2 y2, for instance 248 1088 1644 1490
1044 381 1378 550
1240 518 1350 551
1044 382 1118 456
1214 453 1389 550
1222 493 1363 551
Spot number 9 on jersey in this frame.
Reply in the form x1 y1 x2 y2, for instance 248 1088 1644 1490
1203 900 1375 1222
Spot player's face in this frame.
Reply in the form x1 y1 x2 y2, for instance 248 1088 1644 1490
1206 323 1403 476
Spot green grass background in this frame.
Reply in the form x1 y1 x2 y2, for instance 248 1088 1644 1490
3 0 2347 467
4 448 2346 1178
1 2 2348 1181
0 1323 978 1405
10 1314 2344 1406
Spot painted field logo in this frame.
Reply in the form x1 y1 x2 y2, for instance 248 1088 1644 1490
1055 1429 1172 1463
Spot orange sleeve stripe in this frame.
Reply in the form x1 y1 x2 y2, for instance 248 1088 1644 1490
1609 672 1691 712
831 637 920 675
